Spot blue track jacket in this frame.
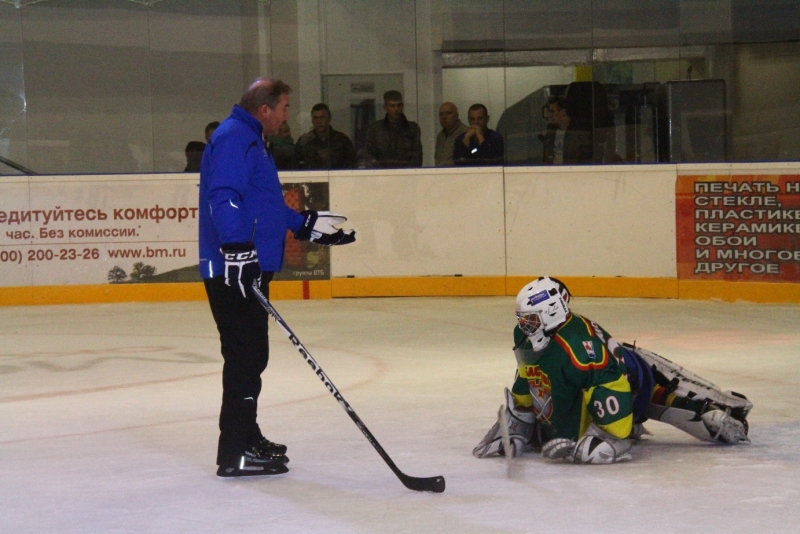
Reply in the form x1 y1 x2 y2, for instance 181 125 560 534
198 105 305 278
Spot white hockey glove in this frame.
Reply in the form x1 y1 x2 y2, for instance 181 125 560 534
294 210 356 246
221 243 261 299
473 388 536 458
541 424 632 464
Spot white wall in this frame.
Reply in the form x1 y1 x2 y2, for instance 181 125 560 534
504 165 677 278
330 167 506 277
325 165 678 279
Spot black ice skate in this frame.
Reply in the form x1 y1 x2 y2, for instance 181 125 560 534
250 435 288 456
216 448 289 478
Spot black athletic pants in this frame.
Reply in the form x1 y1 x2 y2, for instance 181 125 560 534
204 273 273 466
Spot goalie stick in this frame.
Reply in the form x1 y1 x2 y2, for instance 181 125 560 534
250 283 446 494
497 403 516 479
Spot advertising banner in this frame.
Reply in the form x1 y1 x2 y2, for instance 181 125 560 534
274 181 331 282
676 174 800 282
0 175 330 287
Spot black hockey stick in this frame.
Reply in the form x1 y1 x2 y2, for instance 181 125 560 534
250 283 446 493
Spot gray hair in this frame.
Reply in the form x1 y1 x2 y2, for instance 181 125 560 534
239 77 292 113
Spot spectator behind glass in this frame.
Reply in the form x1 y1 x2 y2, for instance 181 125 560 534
295 103 357 169
363 90 422 168
184 140 206 172
540 97 592 165
434 102 468 166
266 121 297 170
205 121 220 143
453 103 504 166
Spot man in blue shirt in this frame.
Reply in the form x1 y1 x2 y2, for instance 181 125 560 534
199 77 355 478
453 103 504 166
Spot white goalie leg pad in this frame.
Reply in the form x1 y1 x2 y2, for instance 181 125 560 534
645 405 749 444
629 345 753 419
701 409 749 444
473 388 536 458
541 438 577 461
541 424 632 464
571 424 633 464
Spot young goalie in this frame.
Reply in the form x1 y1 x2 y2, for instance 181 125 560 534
473 277 752 464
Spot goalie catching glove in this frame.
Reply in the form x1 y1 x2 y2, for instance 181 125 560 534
473 388 540 458
295 211 356 246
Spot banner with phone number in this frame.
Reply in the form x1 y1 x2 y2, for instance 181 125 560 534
0 175 330 287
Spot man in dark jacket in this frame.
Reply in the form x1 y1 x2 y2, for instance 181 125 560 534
363 90 422 168
540 97 593 165
453 103 504 166
434 102 468 166
199 77 355 478
295 103 357 169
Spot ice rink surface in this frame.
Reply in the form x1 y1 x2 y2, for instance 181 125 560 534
2 295 799 533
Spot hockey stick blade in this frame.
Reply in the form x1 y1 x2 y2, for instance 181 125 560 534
398 473 446 493
251 283 446 493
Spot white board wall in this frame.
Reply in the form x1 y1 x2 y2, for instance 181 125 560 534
6 163 800 288
329 167 506 277
504 165 678 278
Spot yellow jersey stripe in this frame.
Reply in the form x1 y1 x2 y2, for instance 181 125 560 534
512 391 533 408
602 374 632 394
579 401 593 437
599 414 633 439
578 315 594 336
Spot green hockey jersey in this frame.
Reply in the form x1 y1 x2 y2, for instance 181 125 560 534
511 313 633 441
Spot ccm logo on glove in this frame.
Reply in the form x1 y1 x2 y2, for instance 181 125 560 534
220 243 261 298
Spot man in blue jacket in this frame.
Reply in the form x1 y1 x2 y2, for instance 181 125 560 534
199 77 355 478
453 103 504 166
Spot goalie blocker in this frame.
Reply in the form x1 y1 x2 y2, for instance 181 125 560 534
473 388 543 458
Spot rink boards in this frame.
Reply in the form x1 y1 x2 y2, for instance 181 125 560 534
1 163 799 305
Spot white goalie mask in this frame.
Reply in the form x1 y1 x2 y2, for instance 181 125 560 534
515 277 571 351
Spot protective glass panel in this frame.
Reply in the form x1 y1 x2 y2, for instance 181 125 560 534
19 0 151 174
592 0 680 48
1 0 799 174
729 41 800 162
0 3 29 175
147 0 249 172
503 0 591 51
